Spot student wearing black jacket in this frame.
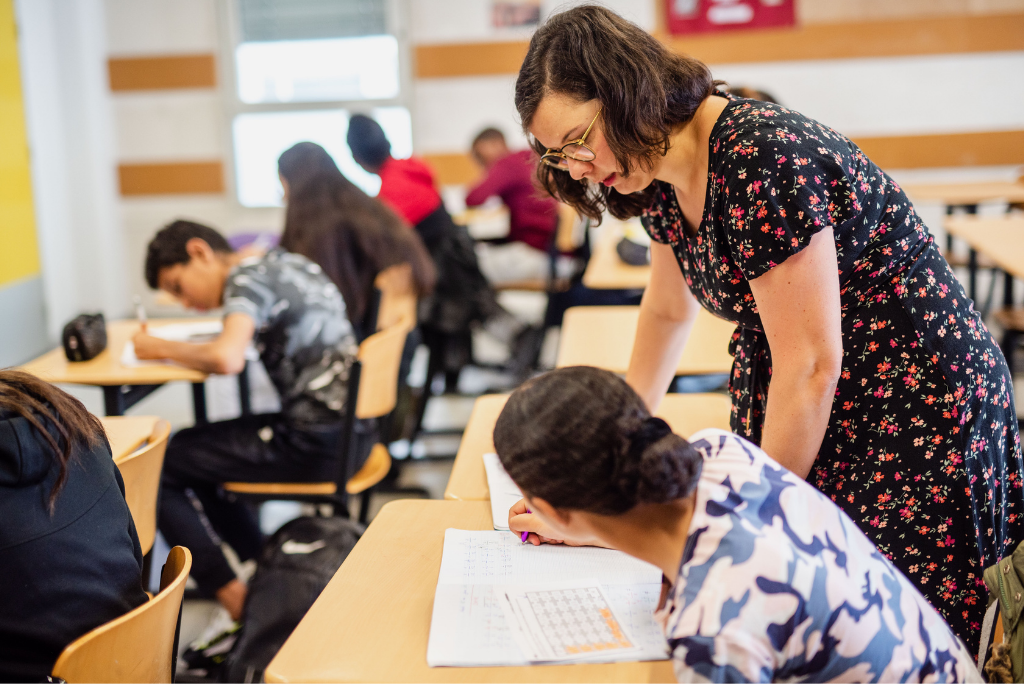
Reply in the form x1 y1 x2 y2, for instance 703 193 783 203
0 370 148 682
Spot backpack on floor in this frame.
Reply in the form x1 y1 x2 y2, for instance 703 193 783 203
224 516 363 683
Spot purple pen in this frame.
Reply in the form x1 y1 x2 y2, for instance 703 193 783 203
521 508 531 542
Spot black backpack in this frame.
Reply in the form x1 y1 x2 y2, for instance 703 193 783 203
224 516 363 683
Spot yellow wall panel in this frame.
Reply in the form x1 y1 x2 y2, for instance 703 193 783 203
0 0 41 287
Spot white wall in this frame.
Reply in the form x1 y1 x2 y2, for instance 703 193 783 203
16 0 128 341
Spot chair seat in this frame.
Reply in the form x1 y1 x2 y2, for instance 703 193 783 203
222 443 392 497
994 307 1024 333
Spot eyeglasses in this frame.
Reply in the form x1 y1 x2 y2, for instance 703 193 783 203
540 106 601 170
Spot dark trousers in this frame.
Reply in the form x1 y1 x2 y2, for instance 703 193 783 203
157 414 340 596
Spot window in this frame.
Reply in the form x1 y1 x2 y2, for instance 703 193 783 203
229 0 410 207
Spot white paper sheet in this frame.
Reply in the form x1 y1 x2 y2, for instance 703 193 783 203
426 529 668 668
482 453 523 531
498 579 641 663
119 321 224 368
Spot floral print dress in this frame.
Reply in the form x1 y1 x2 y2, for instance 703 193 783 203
641 94 1024 652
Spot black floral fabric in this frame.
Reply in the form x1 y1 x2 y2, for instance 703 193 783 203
641 94 1024 651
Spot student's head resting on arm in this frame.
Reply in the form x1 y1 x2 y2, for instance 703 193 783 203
494 366 982 683
144 220 237 312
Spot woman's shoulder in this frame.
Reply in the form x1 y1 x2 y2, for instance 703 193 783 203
711 99 857 169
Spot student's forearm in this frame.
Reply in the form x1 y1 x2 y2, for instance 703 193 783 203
625 302 697 412
144 338 245 375
758 362 839 479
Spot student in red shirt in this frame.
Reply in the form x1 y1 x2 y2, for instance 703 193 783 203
346 115 522 383
467 128 558 285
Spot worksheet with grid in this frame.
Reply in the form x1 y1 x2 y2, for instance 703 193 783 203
498 580 640 662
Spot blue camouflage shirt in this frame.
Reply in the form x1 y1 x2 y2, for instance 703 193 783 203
656 429 981 683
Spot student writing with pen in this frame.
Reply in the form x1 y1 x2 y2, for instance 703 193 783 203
497 366 980 683
130 220 372 660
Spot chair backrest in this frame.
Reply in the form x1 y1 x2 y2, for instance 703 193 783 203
374 264 418 332
52 546 192 683
354 314 413 420
115 420 171 555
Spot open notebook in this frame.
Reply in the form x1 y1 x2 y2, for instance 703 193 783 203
426 529 668 667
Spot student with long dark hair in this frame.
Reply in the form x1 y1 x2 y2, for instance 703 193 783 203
497 366 982 683
345 115 522 383
277 141 436 337
0 370 148 681
513 4 1023 650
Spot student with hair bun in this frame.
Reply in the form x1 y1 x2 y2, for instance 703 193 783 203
496 366 982 683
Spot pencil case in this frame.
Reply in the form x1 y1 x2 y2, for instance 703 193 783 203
62 313 108 362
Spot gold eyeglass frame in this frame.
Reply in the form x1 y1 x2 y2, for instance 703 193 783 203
540 106 602 169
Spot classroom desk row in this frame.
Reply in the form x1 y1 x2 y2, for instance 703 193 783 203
944 215 1024 310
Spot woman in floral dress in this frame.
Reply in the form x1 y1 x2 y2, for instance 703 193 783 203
513 5 1023 651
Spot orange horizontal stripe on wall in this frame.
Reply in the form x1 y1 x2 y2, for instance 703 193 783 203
422 153 481 187
424 130 1024 185
118 161 224 195
852 130 1024 170
108 54 216 91
414 12 1024 78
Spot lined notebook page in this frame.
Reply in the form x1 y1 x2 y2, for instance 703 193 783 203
427 530 668 667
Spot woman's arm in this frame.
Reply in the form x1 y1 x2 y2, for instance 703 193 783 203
748 229 843 478
131 313 255 375
625 242 700 411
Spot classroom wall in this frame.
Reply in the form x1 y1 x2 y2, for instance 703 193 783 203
34 0 1022 327
411 0 1024 199
14 0 129 355
0 0 46 365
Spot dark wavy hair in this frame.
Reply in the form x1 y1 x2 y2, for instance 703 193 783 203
514 5 721 222
145 220 233 289
278 142 436 326
0 370 104 513
493 366 702 515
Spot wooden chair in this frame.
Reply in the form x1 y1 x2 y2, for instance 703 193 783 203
51 546 192 683
114 419 171 555
223 315 411 522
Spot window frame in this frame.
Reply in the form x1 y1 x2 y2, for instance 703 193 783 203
216 0 413 209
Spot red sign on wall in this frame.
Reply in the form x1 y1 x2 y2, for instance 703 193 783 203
666 0 795 35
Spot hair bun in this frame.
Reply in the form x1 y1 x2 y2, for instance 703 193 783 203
627 417 702 505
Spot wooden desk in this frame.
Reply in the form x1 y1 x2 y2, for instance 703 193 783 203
902 181 1024 207
582 230 651 290
945 216 1024 311
101 415 160 463
265 499 674 683
557 306 734 376
445 393 732 501
20 319 210 418
945 216 1024 280
453 206 510 241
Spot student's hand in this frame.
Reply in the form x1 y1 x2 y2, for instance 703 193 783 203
508 499 564 546
131 331 167 360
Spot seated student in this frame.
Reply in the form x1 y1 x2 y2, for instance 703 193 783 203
133 220 367 648
277 141 436 338
466 127 559 285
497 366 982 683
346 114 529 382
0 370 148 681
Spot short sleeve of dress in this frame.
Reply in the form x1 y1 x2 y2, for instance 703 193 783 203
640 183 676 245
721 133 854 281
